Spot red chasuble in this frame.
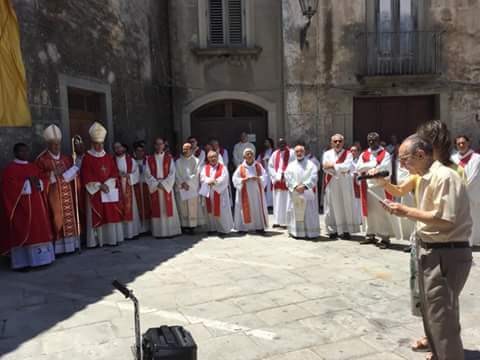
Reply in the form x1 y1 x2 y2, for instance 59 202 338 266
80 152 123 227
35 152 79 240
1 162 53 253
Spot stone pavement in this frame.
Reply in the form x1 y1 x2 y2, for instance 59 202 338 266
1 216 480 360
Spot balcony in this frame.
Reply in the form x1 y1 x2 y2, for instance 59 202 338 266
357 31 443 77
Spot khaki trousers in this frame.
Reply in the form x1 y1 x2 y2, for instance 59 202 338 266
417 245 472 360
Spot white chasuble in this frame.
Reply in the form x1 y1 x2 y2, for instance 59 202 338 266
175 155 200 228
322 148 361 235
452 150 480 246
232 161 269 231
145 153 182 238
200 164 234 234
284 158 320 239
268 148 295 226
356 147 401 239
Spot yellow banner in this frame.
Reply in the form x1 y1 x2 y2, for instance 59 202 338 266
0 0 31 127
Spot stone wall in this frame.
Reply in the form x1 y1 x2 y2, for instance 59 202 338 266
1 0 172 168
282 0 480 153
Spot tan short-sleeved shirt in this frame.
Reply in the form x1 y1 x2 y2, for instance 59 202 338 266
416 161 472 243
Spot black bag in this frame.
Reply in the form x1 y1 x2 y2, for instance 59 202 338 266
142 326 197 360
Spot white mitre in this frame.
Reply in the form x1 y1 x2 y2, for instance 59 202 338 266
89 122 107 143
43 124 62 142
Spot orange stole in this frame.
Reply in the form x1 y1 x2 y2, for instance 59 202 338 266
35 152 79 240
239 162 266 225
148 154 174 218
205 163 224 217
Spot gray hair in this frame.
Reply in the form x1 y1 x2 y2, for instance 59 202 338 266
404 134 434 156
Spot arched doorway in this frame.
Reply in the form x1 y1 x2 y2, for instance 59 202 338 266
191 100 268 155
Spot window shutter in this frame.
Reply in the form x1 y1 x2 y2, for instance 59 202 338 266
209 0 225 46
227 0 243 45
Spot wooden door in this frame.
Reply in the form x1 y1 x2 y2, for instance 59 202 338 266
68 89 103 148
191 100 268 156
353 95 435 148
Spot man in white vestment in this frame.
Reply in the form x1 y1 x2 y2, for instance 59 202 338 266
268 138 294 227
232 148 269 233
145 138 182 238
452 135 480 246
257 138 275 208
113 142 142 239
80 122 124 247
188 136 206 166
322 134 361 240
233 132 255 167
285 144 320 239
356 132 401 249
211 138 229 168
200 151 234 235
175 142 200 234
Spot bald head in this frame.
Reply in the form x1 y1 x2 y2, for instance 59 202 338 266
294 144 305 160
182 142 192 157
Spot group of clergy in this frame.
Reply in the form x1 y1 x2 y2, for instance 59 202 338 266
2 121 479 271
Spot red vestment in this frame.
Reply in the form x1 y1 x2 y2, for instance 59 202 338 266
35 151 80 240
134 157 151 222
147 154 174 218
115 155 135 222
1 161 53 253
80 152 123 227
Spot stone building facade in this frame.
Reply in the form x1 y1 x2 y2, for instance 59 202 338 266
2 0 479 166
1 0 172 168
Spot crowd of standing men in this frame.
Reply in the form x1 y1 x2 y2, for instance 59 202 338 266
0 120 479 359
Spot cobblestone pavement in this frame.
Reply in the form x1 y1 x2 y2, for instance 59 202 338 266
1 216 479 360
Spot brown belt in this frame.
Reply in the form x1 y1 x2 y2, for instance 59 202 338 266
420 241 470 250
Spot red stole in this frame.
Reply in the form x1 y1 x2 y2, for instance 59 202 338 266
359 149 392 216
273 148 290 191
459 151 474 168
239 162 266 225
205 163 224 217
116 155 134 222
323 149 349 190
1 162 52 252
148 154 174 218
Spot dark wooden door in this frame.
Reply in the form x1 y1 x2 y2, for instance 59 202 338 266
191 100 268 156
68 89 103 148
353 95 435 148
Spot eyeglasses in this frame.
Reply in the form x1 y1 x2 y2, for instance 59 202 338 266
333 140 343 144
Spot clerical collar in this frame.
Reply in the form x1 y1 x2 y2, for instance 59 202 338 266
297 157 305 162
88 149 106 157
368 147 383 154
48 151 61 160
460 149 474 158
14 159 28 164
155 152 165 157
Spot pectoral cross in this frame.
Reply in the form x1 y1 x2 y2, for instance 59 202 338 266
100 165 107 175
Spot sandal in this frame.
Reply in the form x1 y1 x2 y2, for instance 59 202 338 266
411 336 430 352
425 352 436 360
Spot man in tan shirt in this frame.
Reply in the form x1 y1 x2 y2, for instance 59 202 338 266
383 134 472 360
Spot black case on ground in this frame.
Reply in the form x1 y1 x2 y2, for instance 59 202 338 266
142 326 197 360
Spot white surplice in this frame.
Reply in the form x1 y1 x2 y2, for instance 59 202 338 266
356 147 401 239
285 158 320 238
233 142 256 167
268 148 295 226
257 149 273 207
145 152 182 238
116 155 142 239
396 160 415 240
200 164 234 233
175 155 200 228
232 161 269 231
322 149 361 235
84 149 124 247
452 149 480 246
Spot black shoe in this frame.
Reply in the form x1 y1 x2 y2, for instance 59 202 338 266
360 235 375 245
207 231 217 236
340 232 351 240
403 245 412 253
377 238 391 249
272 224 281 228
255 229 266 234
328 232 338 239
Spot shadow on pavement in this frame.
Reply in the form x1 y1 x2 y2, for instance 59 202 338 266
0 233 205 358
465 349 480 359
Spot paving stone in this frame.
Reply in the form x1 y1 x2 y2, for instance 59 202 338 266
256 304 313 326
311 338 378 359
263 348 322 360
